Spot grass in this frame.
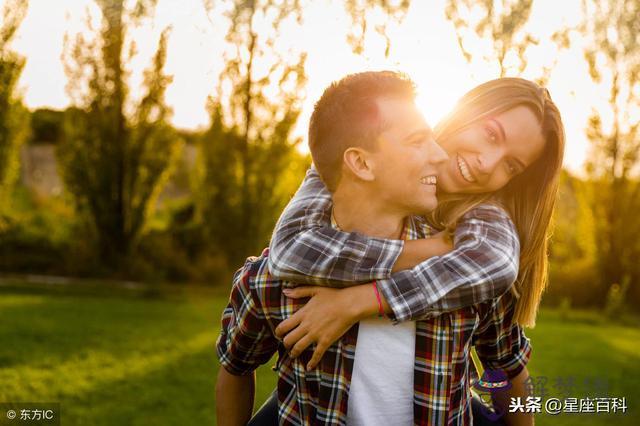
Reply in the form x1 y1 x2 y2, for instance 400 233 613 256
0 280 637 425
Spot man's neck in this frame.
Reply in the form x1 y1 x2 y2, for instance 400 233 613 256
332 183 405 239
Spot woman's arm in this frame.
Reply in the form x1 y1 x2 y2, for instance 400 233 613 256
269 167 453 284
273 174 520 316
274 206 520 369
268 167 404 285
378 205 520 322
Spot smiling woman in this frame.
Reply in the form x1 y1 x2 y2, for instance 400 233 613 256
438 106 546 194
430 78 564 327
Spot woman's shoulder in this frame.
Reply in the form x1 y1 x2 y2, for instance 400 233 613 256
460 202 513 224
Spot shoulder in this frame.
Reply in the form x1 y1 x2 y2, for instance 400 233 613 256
233 248 276 292
458 203 519 243
408 215 437 238
476 289 519 324
461 203 513 224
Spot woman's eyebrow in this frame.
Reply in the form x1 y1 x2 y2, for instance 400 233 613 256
514 157 527 171
489 118 506 141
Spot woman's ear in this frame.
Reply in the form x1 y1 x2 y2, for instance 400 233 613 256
343 147 375 182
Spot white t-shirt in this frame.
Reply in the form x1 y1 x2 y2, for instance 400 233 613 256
346 317 416 425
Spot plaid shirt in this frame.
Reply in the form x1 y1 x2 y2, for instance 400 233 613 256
268 167 520 322
217 216 531 425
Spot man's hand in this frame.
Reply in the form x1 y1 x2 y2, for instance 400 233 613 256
215 368 255 426
276 284 376 370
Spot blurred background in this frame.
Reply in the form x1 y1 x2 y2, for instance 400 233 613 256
0 0 638 424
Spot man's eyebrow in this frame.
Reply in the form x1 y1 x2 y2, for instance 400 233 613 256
489 118 506 142
402 128 432 142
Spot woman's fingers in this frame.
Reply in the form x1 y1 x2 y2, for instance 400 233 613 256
289 334 314 358
275 310 302 339
282 321 308 350
306 339 330 370
282 286 316 299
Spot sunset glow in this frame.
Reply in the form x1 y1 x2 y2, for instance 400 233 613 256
8 0 603 173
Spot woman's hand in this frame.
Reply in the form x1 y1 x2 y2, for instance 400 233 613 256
276 284 376 370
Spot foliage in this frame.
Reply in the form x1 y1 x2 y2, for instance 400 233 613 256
581 0 640 308
0 0 30 214
0 188 74 275
59 0 182 268
445 0 535 76
197 0 309 265
444 0 570 82
547 171 599 307
29 108 65 144
343 0 411 56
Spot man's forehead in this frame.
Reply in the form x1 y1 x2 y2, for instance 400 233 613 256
376 97 426 125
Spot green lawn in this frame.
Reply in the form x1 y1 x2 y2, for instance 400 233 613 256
0 281 637 425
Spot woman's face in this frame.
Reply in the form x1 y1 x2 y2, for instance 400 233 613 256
437 105 546 194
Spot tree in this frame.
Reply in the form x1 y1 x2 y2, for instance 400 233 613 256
0 0 29 214
60 0 182 268
343 0 411 56
197 0 309 265
444 0 569 83
29 108 65 144
196 0 413 265
581 0 640 308
445 0 536 77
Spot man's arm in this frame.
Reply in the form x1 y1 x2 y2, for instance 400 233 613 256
474 293 534 426
494 367 534 426
216 369 255 426
216 256 279 424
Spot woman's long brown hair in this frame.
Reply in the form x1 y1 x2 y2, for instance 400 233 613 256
430 78 565 327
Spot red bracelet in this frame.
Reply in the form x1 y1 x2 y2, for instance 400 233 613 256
372 281 385 318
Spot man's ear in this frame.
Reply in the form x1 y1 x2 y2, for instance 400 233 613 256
343 147 375 182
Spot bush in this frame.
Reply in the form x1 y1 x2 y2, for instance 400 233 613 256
546 258 600 308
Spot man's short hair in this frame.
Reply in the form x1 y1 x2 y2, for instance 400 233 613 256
308 71 416 191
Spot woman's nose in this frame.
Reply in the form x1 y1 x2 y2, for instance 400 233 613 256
477 149 502 174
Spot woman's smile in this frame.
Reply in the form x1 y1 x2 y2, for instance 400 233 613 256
456 155 476 183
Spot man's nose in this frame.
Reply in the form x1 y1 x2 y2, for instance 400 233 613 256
426 138 448 165
476 149 502 174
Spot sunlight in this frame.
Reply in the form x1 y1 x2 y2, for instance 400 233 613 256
6 0 609 173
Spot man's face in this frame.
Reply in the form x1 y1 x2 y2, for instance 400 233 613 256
368 97 448 215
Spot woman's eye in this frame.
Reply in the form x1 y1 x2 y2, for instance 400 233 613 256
485 126 498 143
506 161 518 175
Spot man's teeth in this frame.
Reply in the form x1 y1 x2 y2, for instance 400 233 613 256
457 156 476 183
420 176 437 185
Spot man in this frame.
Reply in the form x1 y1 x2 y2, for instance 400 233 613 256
216 71 531 425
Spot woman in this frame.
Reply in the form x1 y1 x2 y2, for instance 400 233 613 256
251 77 565 425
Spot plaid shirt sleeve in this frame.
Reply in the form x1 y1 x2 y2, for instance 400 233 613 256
216 257 279 376
377 204 520 322
473 292 532 379
267 166 404 286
